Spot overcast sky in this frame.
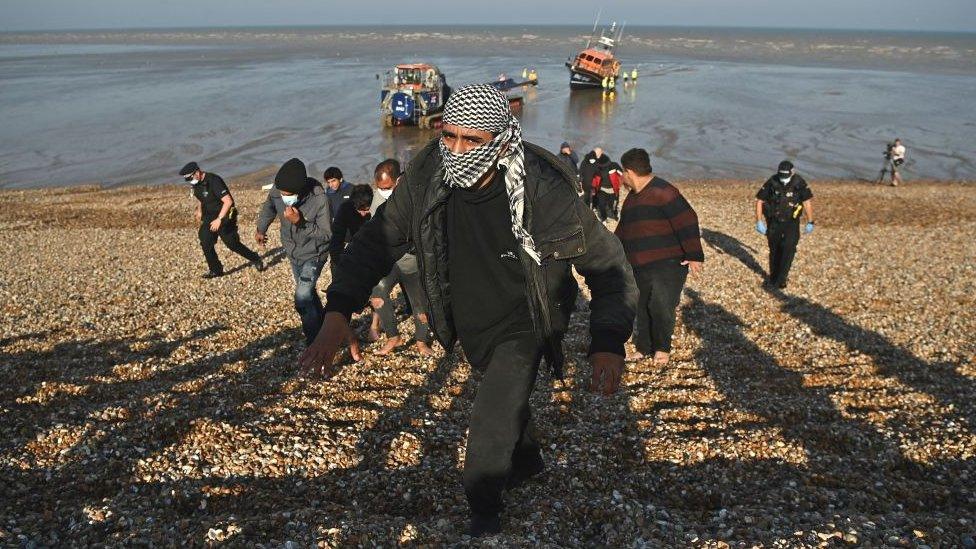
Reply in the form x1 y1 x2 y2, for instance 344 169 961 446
2 0 974 33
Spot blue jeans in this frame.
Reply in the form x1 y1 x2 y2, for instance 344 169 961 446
291 259 325 344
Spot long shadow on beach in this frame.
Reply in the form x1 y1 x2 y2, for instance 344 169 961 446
701 228 976 436
0 317 482 543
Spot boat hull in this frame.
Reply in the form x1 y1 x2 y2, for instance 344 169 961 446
567 65 615 90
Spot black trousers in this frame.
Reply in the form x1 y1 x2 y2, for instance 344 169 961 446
633 260 688 354
595 190 617 221
766 221 800 286
463 335 543 516
198 218 261 274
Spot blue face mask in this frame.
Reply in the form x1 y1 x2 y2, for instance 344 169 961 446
281 194 299 207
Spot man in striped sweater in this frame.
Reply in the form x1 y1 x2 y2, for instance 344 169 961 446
615 148 704 365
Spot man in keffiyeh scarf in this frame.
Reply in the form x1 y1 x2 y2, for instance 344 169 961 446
300 83 638 538
438 84 541 262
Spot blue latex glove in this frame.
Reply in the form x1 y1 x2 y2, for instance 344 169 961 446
805 221 815 234
755 220 767 235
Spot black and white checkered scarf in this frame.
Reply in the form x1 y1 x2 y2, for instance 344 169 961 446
439 84 540 263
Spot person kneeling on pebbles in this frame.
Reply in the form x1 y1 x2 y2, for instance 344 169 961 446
180 161 264 279
256 158 333 345
299 84 637 537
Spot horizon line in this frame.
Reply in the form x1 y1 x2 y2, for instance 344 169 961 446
2 22 975 35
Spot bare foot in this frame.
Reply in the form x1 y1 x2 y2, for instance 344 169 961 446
375 336 402 356
652 351 670 365
414 341 435 356
368 314 382 342
625 351 646 362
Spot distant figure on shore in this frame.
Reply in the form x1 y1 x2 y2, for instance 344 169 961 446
879 138 907 186
581 147 620 221
755 160 815 289
615 148 704 365
328 184 373 280
557 141 579 174
299 84 636 537
366 159 434 357
256 158 332 344
324 167 353 222
579 146 610 210
180 161 264 279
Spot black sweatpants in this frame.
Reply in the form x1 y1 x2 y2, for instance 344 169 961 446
198 218 261 275
766 221 800 286
633 260 688 354
463 335 543 516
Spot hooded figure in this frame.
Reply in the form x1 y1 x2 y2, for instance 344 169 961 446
255 158 333 344
299 84 637 537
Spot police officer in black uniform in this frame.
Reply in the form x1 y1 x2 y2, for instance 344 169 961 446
755 160 815 289
180 161 264 278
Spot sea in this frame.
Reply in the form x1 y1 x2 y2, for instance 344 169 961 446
1 25 975 188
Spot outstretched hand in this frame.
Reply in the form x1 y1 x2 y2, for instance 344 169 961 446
298 312 361 378
589 352 624 395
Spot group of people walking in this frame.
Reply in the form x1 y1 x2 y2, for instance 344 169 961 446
180 84 820 537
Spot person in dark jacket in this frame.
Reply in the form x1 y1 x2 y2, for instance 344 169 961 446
615 148 703 365
329 184 373 279
324 166 353 222
299 85 637 537
557 141 579 173
755 160 815 289
594 159 622 222
255 158 333 344
180 161 264 278
579 147 613 212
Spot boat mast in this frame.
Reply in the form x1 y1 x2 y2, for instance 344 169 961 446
586 8 602 49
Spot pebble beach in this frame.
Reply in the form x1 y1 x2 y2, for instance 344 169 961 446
1 176 974 546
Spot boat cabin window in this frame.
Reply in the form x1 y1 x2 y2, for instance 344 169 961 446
397 68 424 85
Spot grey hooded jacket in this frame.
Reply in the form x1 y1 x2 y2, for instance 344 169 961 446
256 182 332 264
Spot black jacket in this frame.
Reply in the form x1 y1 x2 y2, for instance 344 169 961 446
757 175 813 224
324 139 637 374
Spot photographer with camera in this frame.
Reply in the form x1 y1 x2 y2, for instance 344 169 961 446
879 138 906 186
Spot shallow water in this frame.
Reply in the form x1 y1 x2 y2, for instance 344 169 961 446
1 26 974 188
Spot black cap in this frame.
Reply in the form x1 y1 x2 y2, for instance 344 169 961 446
560 142 571 149
275 158 308 194
179 161 200 176
777 160 794 174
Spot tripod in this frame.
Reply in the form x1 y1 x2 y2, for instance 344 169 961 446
877 158 903 186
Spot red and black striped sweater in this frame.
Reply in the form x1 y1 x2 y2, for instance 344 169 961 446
614 176 704 270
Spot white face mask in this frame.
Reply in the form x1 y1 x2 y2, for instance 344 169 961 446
377 188 393 200
281 194 299 207
185 177 199 185
779 174 792 184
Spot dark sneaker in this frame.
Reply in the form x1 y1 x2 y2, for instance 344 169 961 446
468 513 501 537
776 281 788 289
252 259 266 272
202 271 224 279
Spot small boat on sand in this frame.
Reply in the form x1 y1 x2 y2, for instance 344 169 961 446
566 20 623 90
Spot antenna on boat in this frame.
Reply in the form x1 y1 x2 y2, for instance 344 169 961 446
592 8 602 34
618 21 626 45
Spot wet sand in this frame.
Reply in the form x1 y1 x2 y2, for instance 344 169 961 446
1 178 974 545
